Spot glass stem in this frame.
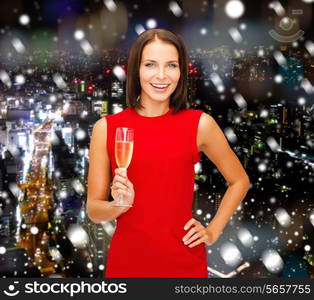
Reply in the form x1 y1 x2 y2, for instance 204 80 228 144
118 167 127 206
118 190 124 205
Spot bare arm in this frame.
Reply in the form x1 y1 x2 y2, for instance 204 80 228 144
198 113 250 234
86 117 127 223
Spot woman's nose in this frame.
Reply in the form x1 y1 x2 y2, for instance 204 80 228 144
156 68 166 79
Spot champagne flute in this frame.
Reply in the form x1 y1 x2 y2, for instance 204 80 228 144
112 127 134 207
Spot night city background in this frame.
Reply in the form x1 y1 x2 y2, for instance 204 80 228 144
0 0 313 278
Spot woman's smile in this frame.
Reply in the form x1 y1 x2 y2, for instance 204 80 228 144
150 83 170 92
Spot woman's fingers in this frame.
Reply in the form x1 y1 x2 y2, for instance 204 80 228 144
184 229 206 246
183 218 199 231
113 175 128 185
182 226 198 242
112 174 133 189
183 231 200 245
125 179 133 189
182 218 211 248
115 168 127 177
116 189 130 197
110 169 134 209
112 181 128 191
188 236 207 248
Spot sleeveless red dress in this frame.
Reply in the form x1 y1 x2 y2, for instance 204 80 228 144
104 106 208 278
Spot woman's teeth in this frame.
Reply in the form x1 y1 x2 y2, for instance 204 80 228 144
151 83 169 90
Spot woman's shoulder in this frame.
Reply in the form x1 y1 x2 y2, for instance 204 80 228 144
91 116 108 137
177 109 215 133
92 108 131 134
176 107 204 119
97 108 130 128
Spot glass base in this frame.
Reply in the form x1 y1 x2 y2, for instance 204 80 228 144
111 203 132 207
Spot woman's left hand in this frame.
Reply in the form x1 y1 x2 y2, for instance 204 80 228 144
182 218 220 248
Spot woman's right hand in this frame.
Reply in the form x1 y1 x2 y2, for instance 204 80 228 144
110 168 135 212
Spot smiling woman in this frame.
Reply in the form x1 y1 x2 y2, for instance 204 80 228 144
87 28 250 278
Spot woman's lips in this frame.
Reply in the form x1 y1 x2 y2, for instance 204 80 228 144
150 83 170 92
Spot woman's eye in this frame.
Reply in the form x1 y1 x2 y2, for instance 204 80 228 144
144 63 178 68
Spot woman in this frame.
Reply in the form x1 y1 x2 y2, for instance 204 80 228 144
87 28 250 278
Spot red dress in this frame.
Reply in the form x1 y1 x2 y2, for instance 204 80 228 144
104 106 208 278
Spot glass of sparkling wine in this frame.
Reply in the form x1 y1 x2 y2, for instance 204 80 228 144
112 127 134 207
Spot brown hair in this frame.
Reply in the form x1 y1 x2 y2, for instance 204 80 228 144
126 29 189 113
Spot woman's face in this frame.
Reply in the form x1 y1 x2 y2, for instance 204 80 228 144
139 39 180 105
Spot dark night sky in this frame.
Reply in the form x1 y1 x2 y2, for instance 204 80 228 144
1 0 314 53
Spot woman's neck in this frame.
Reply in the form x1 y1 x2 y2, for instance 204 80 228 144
135 99 170 117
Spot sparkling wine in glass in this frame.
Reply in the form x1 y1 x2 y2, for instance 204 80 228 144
112 127 134 207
